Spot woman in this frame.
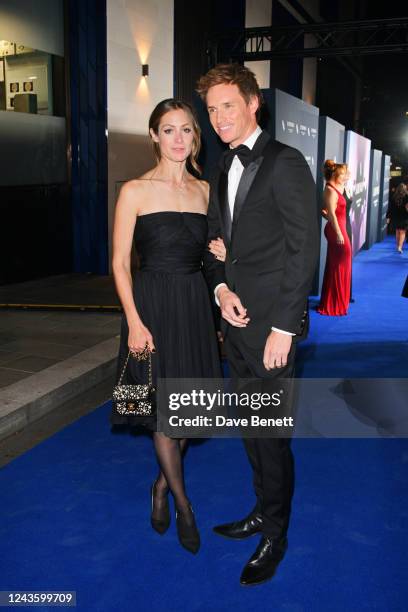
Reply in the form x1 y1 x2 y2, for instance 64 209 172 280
321 168 354 302
387 181 408 253
111 99 221 554
343 171 354 302
317 160 352 316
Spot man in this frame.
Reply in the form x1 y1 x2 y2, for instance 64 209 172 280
197 64 318 586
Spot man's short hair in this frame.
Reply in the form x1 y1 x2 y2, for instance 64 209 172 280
196 63 263 114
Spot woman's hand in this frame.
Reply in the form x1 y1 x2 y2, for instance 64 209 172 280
208 237 226 262
336 233 345 245
128 321 155 354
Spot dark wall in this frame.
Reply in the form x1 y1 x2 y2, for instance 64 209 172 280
0 185 71 285
68 0 108 275
174 0 245 104
269 1 303 99
315 58 357 130
174 0 245 178
173 1 213 104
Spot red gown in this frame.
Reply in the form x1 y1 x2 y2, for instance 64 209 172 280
317 184 352 316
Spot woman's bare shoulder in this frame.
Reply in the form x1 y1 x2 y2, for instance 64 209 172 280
118 172 156 200
324 184 338 198
121 171 156 190
198 178 210 194
188 176 209 197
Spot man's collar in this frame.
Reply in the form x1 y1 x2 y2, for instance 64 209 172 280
230 125 262 151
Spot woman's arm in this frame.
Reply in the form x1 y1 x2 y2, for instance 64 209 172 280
199 179 227 262
112 181 155 352
324 187 344 244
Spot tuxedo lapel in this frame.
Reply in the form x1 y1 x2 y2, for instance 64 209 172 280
232 157 263 226
232 130 271 228
215 130 271 244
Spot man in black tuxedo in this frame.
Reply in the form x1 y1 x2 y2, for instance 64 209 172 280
197 64 318 586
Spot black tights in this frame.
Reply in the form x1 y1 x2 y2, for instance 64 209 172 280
152 433 189 512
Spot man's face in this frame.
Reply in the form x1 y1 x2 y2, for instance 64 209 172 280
206 83 258 148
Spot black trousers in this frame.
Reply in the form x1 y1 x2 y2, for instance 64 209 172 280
225 326 295 539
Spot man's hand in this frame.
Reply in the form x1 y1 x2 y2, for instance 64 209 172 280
217 286 250 327
263 330 292 370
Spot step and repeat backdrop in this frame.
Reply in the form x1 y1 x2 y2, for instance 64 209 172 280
344 131 372 256
262 88 319 181
261 90 391 295
366 149 383 249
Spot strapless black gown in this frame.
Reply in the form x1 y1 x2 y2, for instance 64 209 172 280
110 212 222 429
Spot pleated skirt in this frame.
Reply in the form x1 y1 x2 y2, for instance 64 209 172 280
110 270 221 429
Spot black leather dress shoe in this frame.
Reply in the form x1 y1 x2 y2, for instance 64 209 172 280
213 513 263 540
240 536 288 586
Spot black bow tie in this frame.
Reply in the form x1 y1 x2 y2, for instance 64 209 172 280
223 144 253 172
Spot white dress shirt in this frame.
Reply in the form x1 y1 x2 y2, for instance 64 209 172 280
227 126 262 218
214 126 293 336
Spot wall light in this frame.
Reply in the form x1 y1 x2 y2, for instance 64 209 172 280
142 64 149 77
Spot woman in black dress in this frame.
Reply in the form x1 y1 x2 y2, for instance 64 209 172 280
387 180 408 253
110 99 221 554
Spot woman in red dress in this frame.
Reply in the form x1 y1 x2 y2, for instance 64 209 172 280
318 160 352 316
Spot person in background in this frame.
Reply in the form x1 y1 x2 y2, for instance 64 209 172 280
321 167 354 303
317 160 352 316
387 179 408 253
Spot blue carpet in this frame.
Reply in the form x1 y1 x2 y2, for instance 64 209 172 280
300 236 408 378
1 237 407 611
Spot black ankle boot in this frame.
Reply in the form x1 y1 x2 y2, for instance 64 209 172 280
150 482 170 535
176 504 200 554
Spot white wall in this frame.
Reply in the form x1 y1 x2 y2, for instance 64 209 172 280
0 0 64 57
302 34 317 105
106 0 174 268
107 0 174 135
245 0 271 89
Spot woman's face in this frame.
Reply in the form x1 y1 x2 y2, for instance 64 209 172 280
150 109 195 163
336 169 347 185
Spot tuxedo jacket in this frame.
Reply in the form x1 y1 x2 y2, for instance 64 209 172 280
204 130 319 349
